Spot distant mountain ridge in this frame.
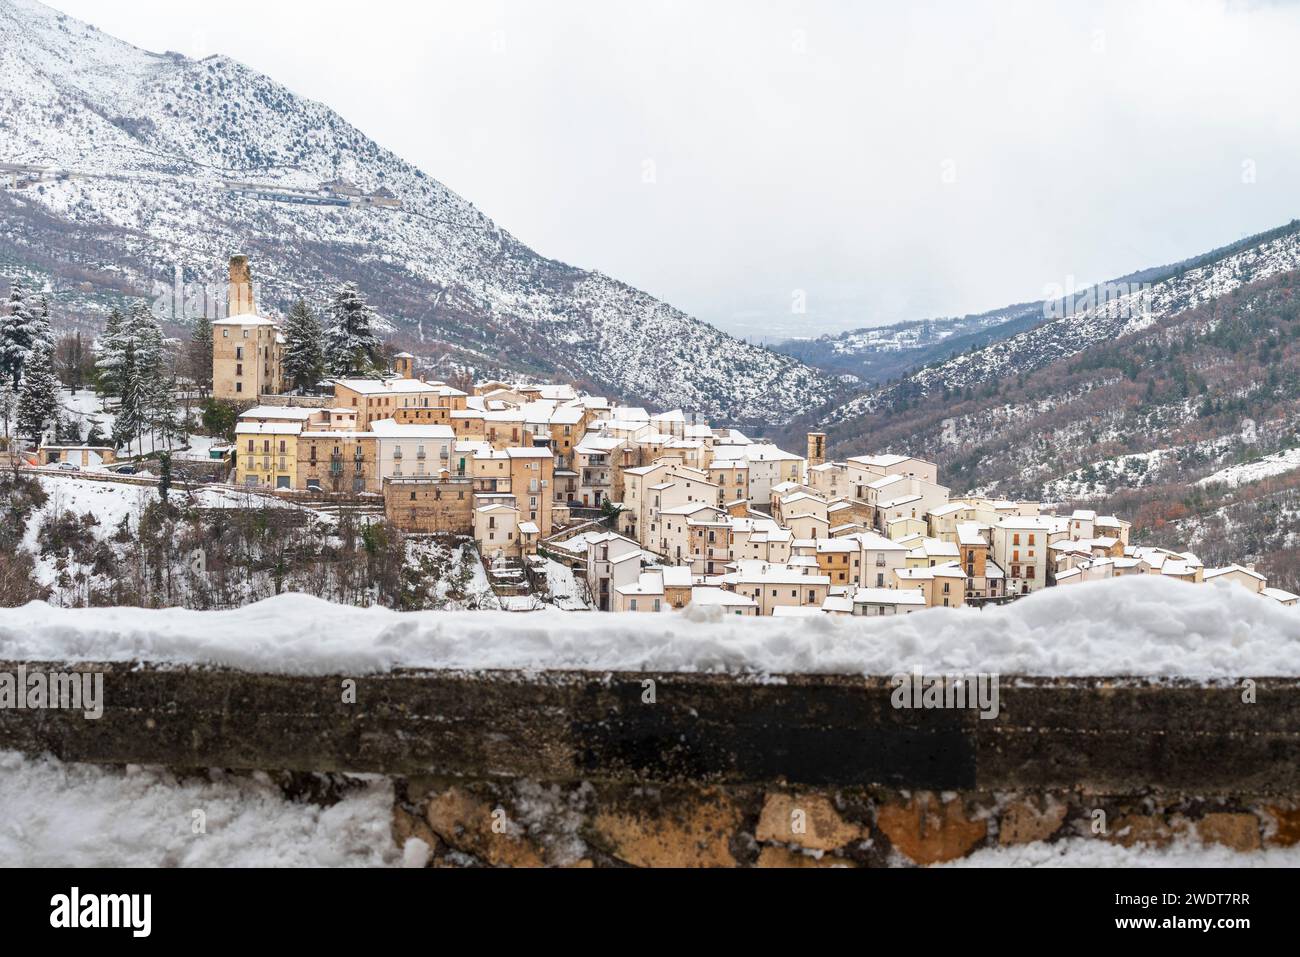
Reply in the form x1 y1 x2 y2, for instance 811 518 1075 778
777 219 1300 396
817 218 1300 424
0 0 838 425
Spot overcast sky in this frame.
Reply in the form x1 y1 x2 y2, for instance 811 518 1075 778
48 0 1300 340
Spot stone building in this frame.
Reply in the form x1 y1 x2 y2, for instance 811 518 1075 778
212 256 284 401
385 477 475 533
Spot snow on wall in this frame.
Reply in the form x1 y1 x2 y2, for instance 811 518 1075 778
2 575 1297 678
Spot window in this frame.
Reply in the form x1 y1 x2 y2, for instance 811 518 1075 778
630 599 638 611
235 382 242 393
222 329 229 338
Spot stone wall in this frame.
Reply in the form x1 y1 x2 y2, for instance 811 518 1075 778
253 394 333 409
2 664 1297 866
384 477 474 533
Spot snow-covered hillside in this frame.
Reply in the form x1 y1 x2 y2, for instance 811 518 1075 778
827 222 1300 423
0 0 835 424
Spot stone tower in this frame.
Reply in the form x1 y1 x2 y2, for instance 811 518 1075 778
806 432 826 468
227 255 255 317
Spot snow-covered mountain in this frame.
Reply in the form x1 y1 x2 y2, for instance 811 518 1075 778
824 220 1300 424
0 0 837 425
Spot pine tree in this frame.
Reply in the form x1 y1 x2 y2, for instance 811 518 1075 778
0 382 15 445
157 451 172 505
0 280 38 386
148 376 184 452
95 308 128 397
16 342 58 448
282 299 325 392
31 294 53 354
124 302 165 380
189 313 213 396
113 341 146 456
324 283 382 377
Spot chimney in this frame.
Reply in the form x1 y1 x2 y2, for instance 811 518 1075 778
806 432 826 468
227 255 255 317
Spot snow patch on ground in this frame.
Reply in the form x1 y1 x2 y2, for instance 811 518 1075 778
945 837 1300 868
3 575 1296 677
0 751 397 867
1197 448 1300 489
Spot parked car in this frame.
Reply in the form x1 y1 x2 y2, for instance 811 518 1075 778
56 461 80 471
112 465 138 475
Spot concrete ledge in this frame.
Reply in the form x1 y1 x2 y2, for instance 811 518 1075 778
2 663 1297 795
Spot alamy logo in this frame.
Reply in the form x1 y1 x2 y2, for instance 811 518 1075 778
890 667 1000 720
1042 274 1153 321
0 667 103 719
49 888 151 937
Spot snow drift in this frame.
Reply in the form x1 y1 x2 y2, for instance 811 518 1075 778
2 576 1297 677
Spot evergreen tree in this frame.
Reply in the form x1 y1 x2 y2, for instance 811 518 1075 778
113 341 147 456
0 280 37 386
124 302 165 379
95 308 128 397
0 382 15 445
148 376 184 451
324 283 382 377
157 451 172 505
282 299 325 392
31 294 53 354
16 342 58 448
189 313 213 396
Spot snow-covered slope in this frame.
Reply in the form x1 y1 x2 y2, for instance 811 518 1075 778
826 221 1300 423
0 0 835 424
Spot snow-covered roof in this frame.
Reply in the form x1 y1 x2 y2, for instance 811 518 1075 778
239 405 317 421
213 313 277 327
852 587 926 606
689 587 756 608
332 378 443 395
369 418 455 439
1204 564 1267 582
235 421 301 435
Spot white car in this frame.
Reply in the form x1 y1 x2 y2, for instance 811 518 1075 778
55 461 80 471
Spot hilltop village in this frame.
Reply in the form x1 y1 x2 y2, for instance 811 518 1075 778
167 257 1292 616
